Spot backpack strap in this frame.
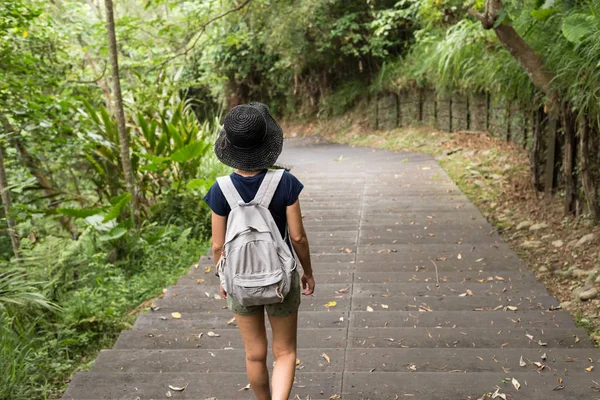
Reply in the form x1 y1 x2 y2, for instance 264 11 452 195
254 169 285 207
217 176 244 209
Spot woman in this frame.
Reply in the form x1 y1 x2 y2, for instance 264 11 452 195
204 102 315 400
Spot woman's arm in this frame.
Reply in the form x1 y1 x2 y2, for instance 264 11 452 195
286 199 314 295
211 211 228 298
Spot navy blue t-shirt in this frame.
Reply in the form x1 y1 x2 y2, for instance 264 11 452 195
203 170 304 239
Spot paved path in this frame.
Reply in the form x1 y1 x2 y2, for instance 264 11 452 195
63 138 599 399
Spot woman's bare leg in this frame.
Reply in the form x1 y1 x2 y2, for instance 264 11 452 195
268 311 298 400
235 312 271 400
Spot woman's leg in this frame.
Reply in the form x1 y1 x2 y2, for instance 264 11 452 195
234 311 271 400
268 311 298 400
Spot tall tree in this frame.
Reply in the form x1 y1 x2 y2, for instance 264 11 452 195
468 0 559 113
0 142 20 259
104 0 140 225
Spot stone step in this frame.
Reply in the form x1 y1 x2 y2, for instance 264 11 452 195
352 281 548 295
133 311 348 330
61 372 342 399
348 327 593 349
344 348 597 373
351 295 558 312
342 372 600 399
353 270 539 283
114 328 347 350
92 348 345 373
349 310 576 329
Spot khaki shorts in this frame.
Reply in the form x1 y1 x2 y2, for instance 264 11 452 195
227 271 301 318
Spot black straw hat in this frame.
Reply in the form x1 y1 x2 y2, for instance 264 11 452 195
214 102 283 171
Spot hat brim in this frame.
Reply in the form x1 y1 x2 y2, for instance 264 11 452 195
214 104 283 171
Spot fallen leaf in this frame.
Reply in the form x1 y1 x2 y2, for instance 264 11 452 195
197 279 205 284
537 340 547 346
381 304 389 309
169 384 188 391
166 390 172 398
335 287 350 294
519 356 526 367
505 306 518 311
541 352 547 360
214 294 222 300
205 266 211 273
457 253 463 260
238 383 251 392
207 331 220 337
296 358 301 365
575 336 581 343
366 306 374 312
171 312 181 319
491 388 507 399
328 395 341 400
227 317 236 325
322 353 331 364
512 378 520 391
526 333 534 341
586 366 594 372
553 385 565 391
324 301 337 308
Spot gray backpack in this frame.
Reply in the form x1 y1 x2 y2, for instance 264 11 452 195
216 169 297 307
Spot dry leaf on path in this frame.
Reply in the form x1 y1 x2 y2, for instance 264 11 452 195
366 306 374 312
166 390 172 398
519 356 526 367
207 331 220 337
328 395 341 400
381 304 389 309
324 301 337 308
197 279 205 284
169 384 188 391
171 312 181 319
586 366 594 372
238 383 251 392
505 306 518 311
205 266 211 273
511 378 520 391
227 317 236 325
322 353 331 364
457 253 463 260
525 333 534 341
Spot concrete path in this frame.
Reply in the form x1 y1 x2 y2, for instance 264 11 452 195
62 138 599 399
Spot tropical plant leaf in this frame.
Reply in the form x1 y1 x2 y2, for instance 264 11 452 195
170 141 209 163
103 193 132 222
562 14 596 44
530 8 558 20
99 226 127 241
186 179 213 190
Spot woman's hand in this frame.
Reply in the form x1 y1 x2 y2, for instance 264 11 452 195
301 273 315 296
220 283 227 299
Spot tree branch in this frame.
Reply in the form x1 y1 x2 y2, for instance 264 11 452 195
154 0 252 70
469 0 559 114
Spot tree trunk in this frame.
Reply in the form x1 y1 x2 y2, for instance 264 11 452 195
469 0 559 114
104 0 140 226
544 117 557 197
0 143 20 259
531 108 544 191
563 102 577 215
581 118 599 221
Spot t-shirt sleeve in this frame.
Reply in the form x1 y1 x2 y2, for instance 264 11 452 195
203 181 231 217
283 171 304 206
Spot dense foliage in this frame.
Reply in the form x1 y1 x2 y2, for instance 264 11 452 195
2 0 600 398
